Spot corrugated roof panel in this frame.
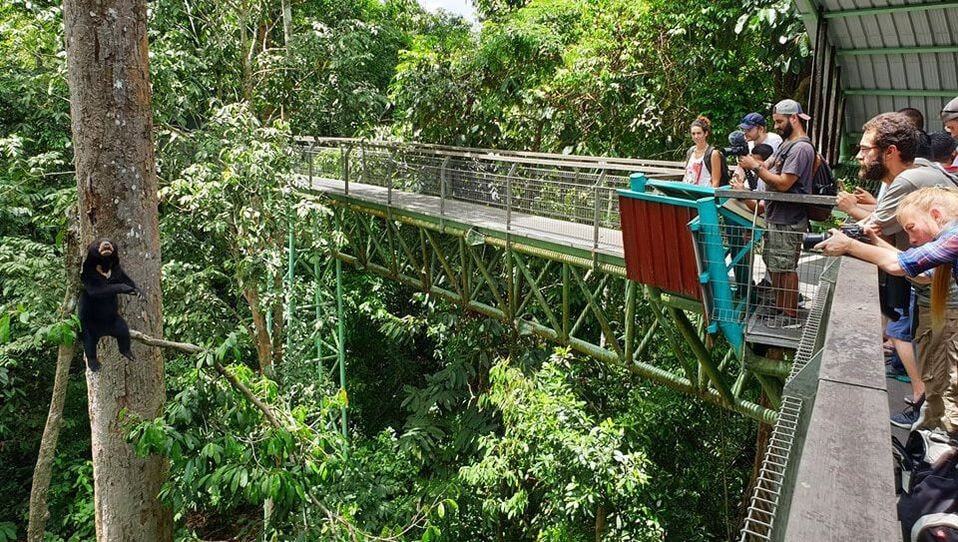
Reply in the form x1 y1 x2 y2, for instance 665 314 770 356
843 52 958 90
792 0 957 150
927 11 958 45
845 95 954 134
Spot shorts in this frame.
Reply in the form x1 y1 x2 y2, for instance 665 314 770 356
763 219 808 274
885 307 913 341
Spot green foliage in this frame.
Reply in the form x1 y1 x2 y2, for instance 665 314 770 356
392 0 809 157
460 349 663 541
0 0 791 537
0 522 15 542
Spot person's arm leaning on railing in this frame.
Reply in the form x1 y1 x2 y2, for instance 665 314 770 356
817 229 932 284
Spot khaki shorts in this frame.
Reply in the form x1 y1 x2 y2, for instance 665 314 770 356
915 306 958 433
763 219 808 274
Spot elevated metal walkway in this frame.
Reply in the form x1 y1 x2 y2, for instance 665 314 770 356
288 136 903 541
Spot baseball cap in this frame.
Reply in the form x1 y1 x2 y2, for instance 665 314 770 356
773 99 811 120
738 112 766 130
942 96 958 123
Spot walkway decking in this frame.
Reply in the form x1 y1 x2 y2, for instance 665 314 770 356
302 176 627 258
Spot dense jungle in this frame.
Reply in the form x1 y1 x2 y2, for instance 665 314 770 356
0 0 810 539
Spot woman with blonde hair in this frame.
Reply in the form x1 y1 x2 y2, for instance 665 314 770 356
683 116 724 188
818 186 958 437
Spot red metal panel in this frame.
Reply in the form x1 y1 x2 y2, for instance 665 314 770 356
673 207 701 299
618 195 701 301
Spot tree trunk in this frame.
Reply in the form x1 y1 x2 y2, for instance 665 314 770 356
62 0 171 535
244 286 274 375
594 504 607 542
270 271 284 369
26 222 82 542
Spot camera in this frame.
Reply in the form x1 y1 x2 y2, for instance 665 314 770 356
724 130 749 157
802 224 869 251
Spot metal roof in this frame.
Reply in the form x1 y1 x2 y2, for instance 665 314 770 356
794 0 958 135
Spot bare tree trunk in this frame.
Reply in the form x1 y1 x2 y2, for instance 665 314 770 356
594 504 607 542
26 222 82 542
244 286 274 375
62 0 171 535
270 271 284 369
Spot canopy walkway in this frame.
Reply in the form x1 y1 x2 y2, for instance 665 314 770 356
280 4 956 541
290 137 837 426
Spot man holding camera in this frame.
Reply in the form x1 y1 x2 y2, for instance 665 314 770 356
856 113 958 429
739 112 783 155
738 99 815 329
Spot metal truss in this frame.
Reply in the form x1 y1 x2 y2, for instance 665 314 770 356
283 211 348 437
315 195 780 424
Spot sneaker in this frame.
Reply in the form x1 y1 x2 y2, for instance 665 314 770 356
885 357 907 378
891 405 921 429
767 313 803 330
927 427 958 444
891 396 925 429
904 394 925 408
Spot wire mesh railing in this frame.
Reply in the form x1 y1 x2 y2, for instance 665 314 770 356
696 218 834 345
293 138 685 251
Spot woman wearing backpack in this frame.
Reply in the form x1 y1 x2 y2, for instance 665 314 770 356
684 116 724 188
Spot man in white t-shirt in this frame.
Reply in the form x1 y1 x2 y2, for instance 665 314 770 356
739 112 783 154
733 113 783 191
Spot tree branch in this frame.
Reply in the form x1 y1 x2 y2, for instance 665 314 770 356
27 214 82 542
128 329 284 430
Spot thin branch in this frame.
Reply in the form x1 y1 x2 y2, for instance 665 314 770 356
128 329 284 430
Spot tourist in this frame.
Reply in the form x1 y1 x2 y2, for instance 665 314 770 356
683 116 724 188
738 99 815 329
739 112 783 154
819 186 958 438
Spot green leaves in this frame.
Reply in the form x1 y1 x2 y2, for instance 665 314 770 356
459 350 662 540
0 522 16 542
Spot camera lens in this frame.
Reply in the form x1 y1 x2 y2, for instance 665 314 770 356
802 232 829 251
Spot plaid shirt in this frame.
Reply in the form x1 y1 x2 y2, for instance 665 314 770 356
898 223 958 284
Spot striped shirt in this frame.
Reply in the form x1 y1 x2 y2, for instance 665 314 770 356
898 223 958 285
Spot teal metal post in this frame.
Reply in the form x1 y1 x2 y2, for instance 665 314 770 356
336 257 347 437
692 198 744 354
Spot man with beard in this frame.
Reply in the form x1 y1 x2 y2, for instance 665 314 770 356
739 99 816 329
853 112 958 430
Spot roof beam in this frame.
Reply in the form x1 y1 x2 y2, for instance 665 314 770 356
837 45 958 56
843 89 958 98
824 2 958 19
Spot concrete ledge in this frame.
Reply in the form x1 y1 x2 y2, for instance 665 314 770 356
783 257 898 541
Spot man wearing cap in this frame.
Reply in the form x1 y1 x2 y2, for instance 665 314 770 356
739 99 816 329
739 112 783 155
943 97 958 167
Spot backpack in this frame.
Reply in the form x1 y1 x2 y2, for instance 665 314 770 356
685 145 731 187
777 136 837 221
894 431 958 542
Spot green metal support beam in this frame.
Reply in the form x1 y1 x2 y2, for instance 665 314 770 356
824 2 958 19
837 45 958 56
306 187 788 424
843 89 958 98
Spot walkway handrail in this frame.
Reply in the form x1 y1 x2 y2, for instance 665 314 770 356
295 137 646 241
294 136 688 173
